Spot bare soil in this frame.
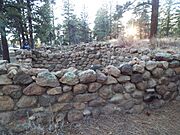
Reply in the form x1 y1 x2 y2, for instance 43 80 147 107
61 101 180 135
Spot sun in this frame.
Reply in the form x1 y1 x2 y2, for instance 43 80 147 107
125 25 137 38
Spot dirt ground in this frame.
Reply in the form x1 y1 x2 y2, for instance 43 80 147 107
60 101 180 135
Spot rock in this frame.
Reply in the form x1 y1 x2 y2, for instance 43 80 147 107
169 60 179 68
109 94 124 103
120 64 133 75
136 81 147 91
47 87 62 95
7 69 17 79
73 103 86 110
0 96 14 111
117 75 130 83
38 95 56 107
88 82 102 92
142 71 151 80
149 99 165 109
124 82 136 93
74 93 98 102
25 68 48 76
83 109 91 116
23 83 46 96
133 64 144 73
92 108 101 118
36 71 59 87
0 75 12 85
152 68 164 78
63 85 72 92
79 69 96 83
158 77 169 85
55 113 66 123
13 71 33 85
112 83 125 93
148 79 157 88
2 85 21 95
67 110 83 122
99 85 113 99
141 55 150 61
58 92 73 102
54 69 67 78
16 96 37 108
168 82 177 92
59 71 79 85
50 103 73 112
163 91 173 100
101 104 118 115
146 89 155 93
73 84 88 94
0 63 7 74
103 65 120 77
174 67 180 74
146 61 157 71
104 75 117 84
10 91 22 99
131 74 143 83
157 61 169 69
0 112 13 124
155 52 173 61
130 48 138 53
165 68 175 77
130 104 144 113
96 71 107 83
89 97 106 107
132 91 144 99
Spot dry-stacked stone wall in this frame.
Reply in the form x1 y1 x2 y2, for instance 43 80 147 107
16 43 157 70
0 52 180 132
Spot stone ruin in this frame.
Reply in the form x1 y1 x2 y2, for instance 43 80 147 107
0 43 179 133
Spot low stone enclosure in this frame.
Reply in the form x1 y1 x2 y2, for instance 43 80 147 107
0 43 180 133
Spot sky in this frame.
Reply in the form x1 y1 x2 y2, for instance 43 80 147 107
53 0 133 28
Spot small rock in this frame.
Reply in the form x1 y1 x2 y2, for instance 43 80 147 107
88 82 102 92
60 71 79 85
96 71 108 83
50 103 73 112
120 64 133 75
17 96 37 108
112 83 125 93
23 83 46 96
142 71 151 80
133 64 144 73
38 95 56 107
2 85 21 95
74 93 98 102
0 96 14 111
148 79 157 88
136 81 147 91
131 74 143 83
152 68 164 78
109 94 124 103
47 87 62 95
89 97 106 107
103 65 120 77
146 61 157 71
104 75 117 84
132 91 144 99
73 84 88 94
79 69 96 83
124 82 136 93
58 92 73 102
99 85 113 99
155 52 173 61
117 75 130 83
67 110 83 122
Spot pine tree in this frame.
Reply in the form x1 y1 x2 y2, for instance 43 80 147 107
94 6 110 41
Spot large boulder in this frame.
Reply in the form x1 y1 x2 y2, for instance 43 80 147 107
0 96 14 111
79 69 96 83
59 71 79 85
23 82 46 95
36 71 59 87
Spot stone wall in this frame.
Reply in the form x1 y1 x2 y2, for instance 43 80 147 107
16 43 157 70
0 54 180 132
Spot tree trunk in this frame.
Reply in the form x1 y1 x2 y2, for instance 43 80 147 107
150 0 159 38
27 0 34 49
0 0 10 62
